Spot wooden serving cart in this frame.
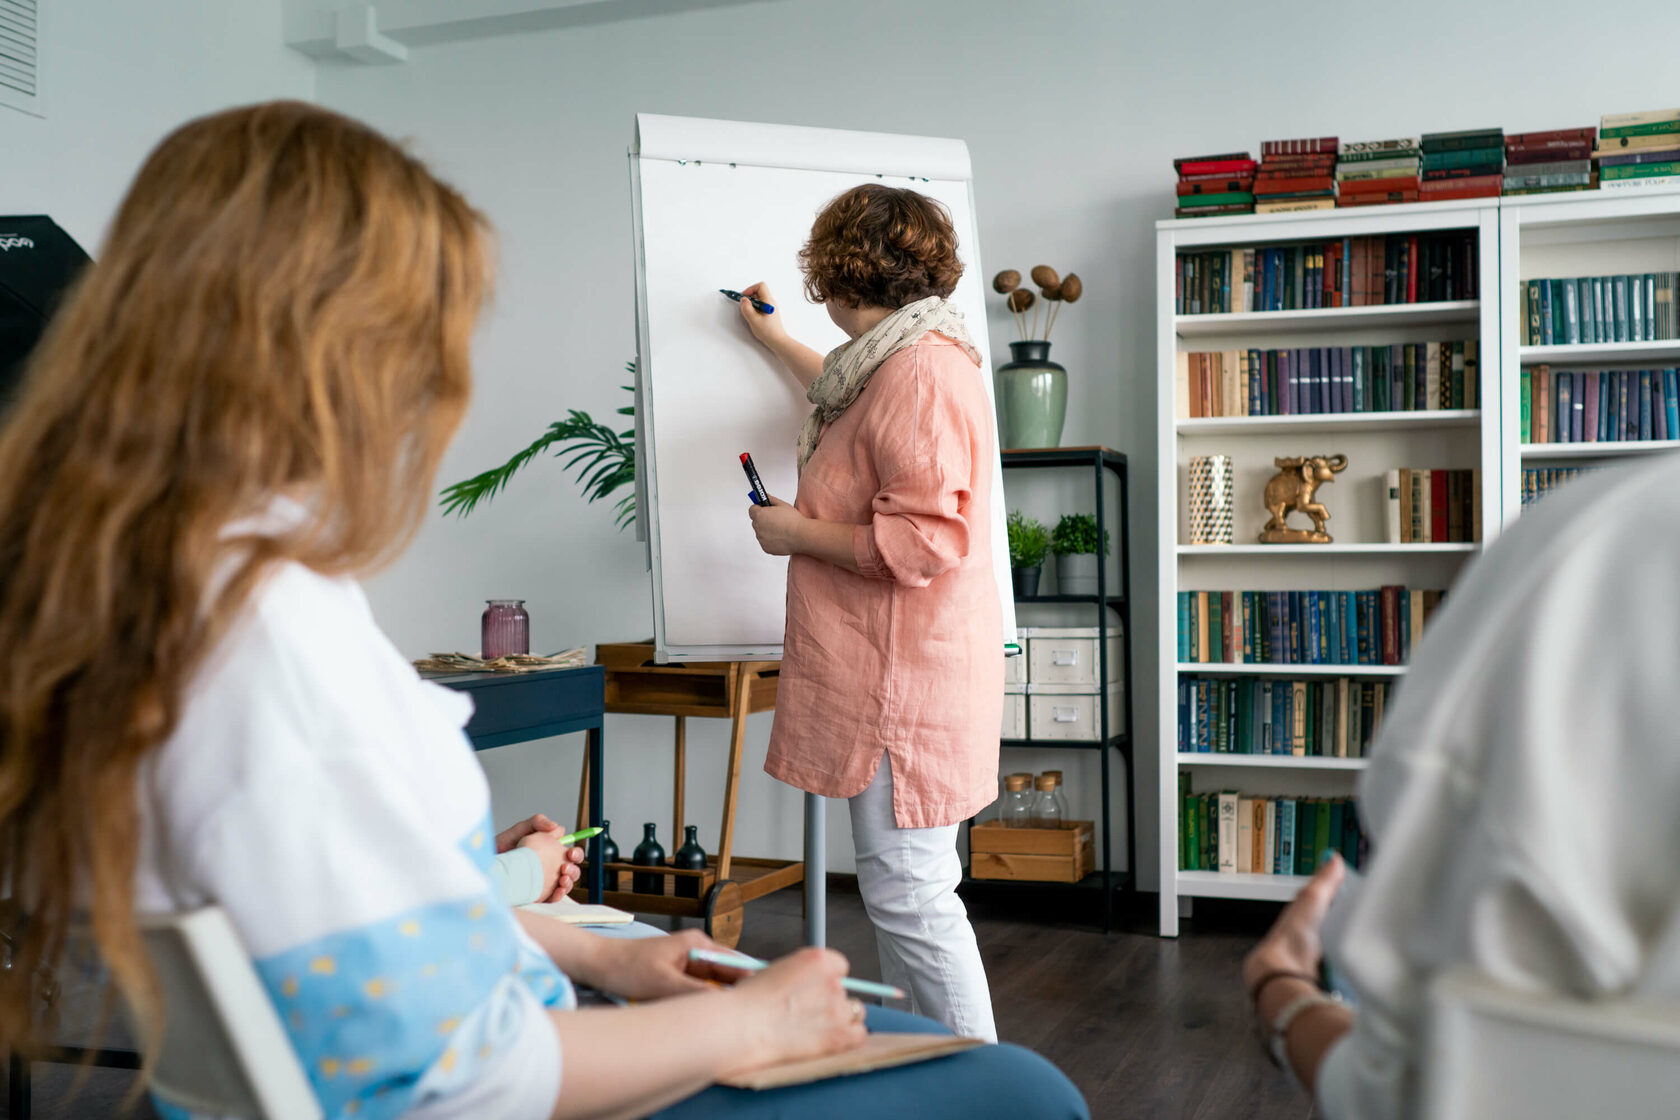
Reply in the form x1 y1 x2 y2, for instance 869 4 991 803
573 642 803 947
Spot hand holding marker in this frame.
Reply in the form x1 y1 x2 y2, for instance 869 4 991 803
720 288 774 315
741 452 771 507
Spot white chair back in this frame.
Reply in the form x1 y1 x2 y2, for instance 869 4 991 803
135 907 321 1120
1420 968 1680 1120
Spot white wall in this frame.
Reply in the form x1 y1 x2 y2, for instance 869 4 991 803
314 0 1680 884
0 1 313 250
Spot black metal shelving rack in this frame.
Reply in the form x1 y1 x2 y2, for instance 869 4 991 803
961 447 1135 932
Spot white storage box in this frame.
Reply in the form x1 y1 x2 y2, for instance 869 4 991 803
1002 685 1026 739
1026 682 1126 742
1005 630 1029 685
1025 626 1125 686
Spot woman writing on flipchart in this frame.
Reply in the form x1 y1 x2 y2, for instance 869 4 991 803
735 184 1004 1042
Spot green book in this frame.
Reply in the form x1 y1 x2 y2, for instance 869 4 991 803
1180 775 1195 869
1294 799 1315 875
1236 680 1252 753
1180 191 1255 207
1600 120 1680 140
1602 161 1680 181
1314 801 1333 866
1521 367 1532 442
1204 795 1218 870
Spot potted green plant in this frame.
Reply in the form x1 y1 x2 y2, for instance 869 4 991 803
1050 513 1109 596
1006 510 1051 597
439 365 638 528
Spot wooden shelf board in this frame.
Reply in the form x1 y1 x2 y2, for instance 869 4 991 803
1176 753 1367 770
1176 870 1308 902
1520 440 1680 461
1518 340 1680 364
1177 662 1406 678
1177 543 1475 556
1175 300 1480 337
1176 410 1481 435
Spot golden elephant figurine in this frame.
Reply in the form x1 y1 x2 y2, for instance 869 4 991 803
1259 454 1348 544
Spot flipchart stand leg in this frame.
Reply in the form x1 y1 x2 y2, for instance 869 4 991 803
803 792 826 947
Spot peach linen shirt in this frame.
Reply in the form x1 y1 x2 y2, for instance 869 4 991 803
765 333 1004 829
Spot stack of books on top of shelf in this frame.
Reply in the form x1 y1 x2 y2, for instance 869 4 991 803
1419 128 1504 202
1172 152 1257 218
1596 108 1680 192
1179 676 1394 759
1177 587 1445 667
1522 467 1593 507
1382 469 1482 544
1335 137 1420 208
1178 780 1367 876
1253 137 1337 214
1503 128 1596 195
1523 366 1680 445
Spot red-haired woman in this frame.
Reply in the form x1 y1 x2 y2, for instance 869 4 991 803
0 106 1084 1119
736 184 1004 1042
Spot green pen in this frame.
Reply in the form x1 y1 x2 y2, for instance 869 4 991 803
557 826 604 845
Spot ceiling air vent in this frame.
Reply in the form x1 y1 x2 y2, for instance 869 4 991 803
0 0 40 118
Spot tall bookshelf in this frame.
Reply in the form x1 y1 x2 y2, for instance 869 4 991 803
1154 202 1503 937
1498 188 1680 528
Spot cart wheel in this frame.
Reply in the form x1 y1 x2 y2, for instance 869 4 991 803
703 880 745 948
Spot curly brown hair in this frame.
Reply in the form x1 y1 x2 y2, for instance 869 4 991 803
799 185 963 309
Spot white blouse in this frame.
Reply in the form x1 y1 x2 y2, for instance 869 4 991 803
134 515 565 1120
1317 453 1680 1118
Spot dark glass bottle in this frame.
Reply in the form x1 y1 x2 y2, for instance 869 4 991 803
673 825 707 899
631 822 666 894
596 819 620 894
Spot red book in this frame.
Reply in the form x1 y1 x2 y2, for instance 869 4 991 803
1505 127 1595 148
1326 240 1342 308
1431 471 1449 543
1182 169 1259 183
1262 137 1339 156
1254 175 1335 193
1380 586 1400 665
1177 158 1258 176
1177 179 1255 195
1260 157 1337 173
1421 174 1503 193
1222 592 1233 658
1407 235 1419 303
1506 144 1592 164
1340 191 1420 207
1350 239 1367 306
1174 151 1252 171
1339 175 1422 194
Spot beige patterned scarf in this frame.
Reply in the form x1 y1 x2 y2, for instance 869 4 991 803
797 296 981 473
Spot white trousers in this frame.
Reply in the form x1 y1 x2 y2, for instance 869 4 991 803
848 754 998 1042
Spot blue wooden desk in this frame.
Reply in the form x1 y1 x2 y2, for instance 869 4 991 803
427 664 606 902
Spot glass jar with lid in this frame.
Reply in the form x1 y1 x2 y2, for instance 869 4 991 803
1042 770 1071 821
481 599 530 660
999 775 1034 828
1032 774 1064 829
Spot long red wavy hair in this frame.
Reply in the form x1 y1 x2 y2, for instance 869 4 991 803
0 100 490 1052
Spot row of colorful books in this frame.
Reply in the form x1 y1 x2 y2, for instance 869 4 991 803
1381 469 1482 544
1521 273 1679 346
1178 780 1367 875
1176 588 1445 667
1176 342 1480 419
1522 467 1591 508
1522 367 1680 445
1178 676 1394 758
1170 108 1680 218
1173 233 1480 315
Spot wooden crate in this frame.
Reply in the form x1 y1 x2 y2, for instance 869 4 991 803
969 819 1094 883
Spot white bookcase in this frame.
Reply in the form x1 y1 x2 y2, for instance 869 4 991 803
1154 201 1503 937
1498 187 1680 527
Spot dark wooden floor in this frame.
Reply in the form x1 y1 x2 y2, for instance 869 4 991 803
5 888 1311 1120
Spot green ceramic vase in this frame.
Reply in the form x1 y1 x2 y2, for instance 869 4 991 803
996 341 1068 449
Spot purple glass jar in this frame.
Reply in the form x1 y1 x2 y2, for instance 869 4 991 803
481 599 530 660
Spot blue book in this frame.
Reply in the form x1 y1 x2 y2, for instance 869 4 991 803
1340 346 1355 414
1259 681 1273 753
1600 371 1612 441
1308 349 1322 414
1579 277 1596 344
1399 590 1412 663
1296 349 1310 415
1195 682 1210 752
1306 593 1322 665
1666 370 1678 440
1289 592 1304 664
1270 682 1287 754
1277 800 1297 872
1641 370 1654 440
1317 593 1331 664
1270 251 1284 312
1362 590 1381 664
1277 351 1292 416
1616 373 1629 441
1341 591 1356 664
1177 681 1189 751
1572 372 1585 443
1352 348 1365 412
1268 591 1288 665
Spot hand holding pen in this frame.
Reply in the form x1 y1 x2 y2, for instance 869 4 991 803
728 281 788 348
